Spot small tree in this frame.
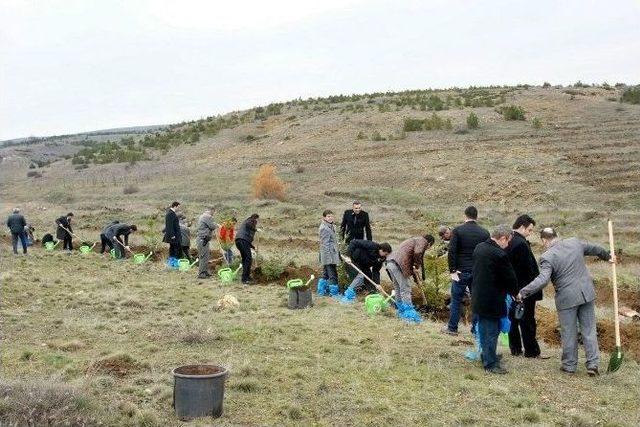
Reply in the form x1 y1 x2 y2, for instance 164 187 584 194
466 112 479 129
252 164 286 201
620 86 640 104
532 117 542 129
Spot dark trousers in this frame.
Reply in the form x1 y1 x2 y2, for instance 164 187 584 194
169 240 181 258
322 264 338 283
478 316 501 370
447 271 473 332
509 298 541 357
181 246 191 261
11 232 27 254
100 234 109 253
235 239 253 282
62 235 73 251
113 241 125 259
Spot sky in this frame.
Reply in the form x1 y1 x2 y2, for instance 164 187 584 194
1 0 639 141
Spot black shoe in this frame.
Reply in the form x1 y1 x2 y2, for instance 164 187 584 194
511 351 523 357
440 325 458 336
587 367 599 377
486 366 508 375
197 273 210 279
560 367 576 375
242 280 252 285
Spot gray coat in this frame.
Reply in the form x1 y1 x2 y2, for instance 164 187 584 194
180 225 191 247
519 238 610 311
319 220 340 265
196 213 217 241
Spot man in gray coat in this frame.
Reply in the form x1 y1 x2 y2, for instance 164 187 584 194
195 208 218 279
317 209 341 296
6 208 28 255
517 227 615 376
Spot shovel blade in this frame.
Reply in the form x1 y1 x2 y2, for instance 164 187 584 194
607 347 624 373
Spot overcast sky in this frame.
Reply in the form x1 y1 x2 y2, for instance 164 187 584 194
1 0 639 141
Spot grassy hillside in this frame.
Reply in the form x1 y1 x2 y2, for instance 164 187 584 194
1 84 640 425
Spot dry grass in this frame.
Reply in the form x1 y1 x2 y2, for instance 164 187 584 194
252 163 286 201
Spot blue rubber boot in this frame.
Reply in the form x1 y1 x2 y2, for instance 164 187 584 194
397 302 422 324
328 283 340 298
317 278 329 296
340 287 356 304
166 257 176 269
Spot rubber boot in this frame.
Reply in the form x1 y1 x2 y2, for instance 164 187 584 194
317 278 329 296
397 302 422 324
340 287 357 304
328 283 340 298
167 257 178 270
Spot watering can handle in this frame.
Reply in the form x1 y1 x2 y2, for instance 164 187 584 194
303 274 315 287
89 242 98 250
233 265 242 274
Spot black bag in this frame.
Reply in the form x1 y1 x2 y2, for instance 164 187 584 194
513 301 525 320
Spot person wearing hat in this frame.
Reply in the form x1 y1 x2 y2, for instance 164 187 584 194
517 227 616 376
55 212 75 252
6 208 28 255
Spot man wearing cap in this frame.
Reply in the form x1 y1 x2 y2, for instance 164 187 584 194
517 227 616 376
6 208 28 255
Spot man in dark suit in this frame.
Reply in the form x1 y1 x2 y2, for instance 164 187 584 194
340 201 372 244
55 212 75 252
442 206 490 335
507 215 546 358
471 224 518 374
163 201 182 267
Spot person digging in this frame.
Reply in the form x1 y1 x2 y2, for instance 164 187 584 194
384 234 434 323
340 239 392 303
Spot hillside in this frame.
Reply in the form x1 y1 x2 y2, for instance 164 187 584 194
1 84 640 425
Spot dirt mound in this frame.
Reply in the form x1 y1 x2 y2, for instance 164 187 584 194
88 354 146 378
536 306 640 361
594 277 640 312
252 265 317 285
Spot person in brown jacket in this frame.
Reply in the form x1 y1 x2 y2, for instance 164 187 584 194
386 234 435 323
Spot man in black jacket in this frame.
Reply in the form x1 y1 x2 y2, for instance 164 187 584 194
340 239 392 303
106 223 137 259
163 202 181 267
6 208 27 255
340 201 372 244
507 215 545 358
100 220 120 254
55 212 74 252
235 214 259 284
471 224 518 374
442 206 490 335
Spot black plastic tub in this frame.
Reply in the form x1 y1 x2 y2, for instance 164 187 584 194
173 364 229 420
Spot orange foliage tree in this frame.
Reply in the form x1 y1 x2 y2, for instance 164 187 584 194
251 164 286 201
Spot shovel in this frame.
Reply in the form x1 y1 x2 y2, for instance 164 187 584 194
343 258 396 304
607 219 623 373
59 224 80 239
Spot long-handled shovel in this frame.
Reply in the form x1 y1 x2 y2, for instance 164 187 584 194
59 224 80 240
113 238 134 257
343 258 396 304
607 219 624 373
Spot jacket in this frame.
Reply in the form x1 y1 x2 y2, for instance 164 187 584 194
101 220 119 235
6 214 26 234
55 216 73 240
236 217 257 246
319 220 340 265
163 209 180 243
196 213 217 242
386 236 429 282
340 210 372 243
347 239 385 283
471 239 518 318
179 225 190 247
507 231 542 301
218 223 235 249
448 221 490 273
105 223 133 245
519 238 610 311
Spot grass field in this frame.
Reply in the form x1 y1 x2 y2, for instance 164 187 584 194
1 250 639 426
1 85 640 425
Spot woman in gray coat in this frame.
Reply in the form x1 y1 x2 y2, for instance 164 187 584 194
317 209 341 296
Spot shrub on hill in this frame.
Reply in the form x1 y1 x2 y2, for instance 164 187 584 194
403 118 424 132
498 105 526 121
620 86 640 104
252 164 286 201
466 112 479 129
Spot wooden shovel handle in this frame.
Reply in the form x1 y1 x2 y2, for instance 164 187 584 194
608 219 621 348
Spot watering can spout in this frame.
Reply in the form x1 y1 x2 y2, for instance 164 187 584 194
190 258 199 268
233 265 242 274
145 252 153 261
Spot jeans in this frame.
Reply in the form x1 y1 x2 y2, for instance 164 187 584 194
447 271 473 332
224 248 234 265
11 231 27 254
478 316 501 370
235 239 253 282
322 264 338 283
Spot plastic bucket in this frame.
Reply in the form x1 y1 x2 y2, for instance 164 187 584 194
79 245 92 254
365 294 387 315
178 259 191 271
173 364 228 420
133 254 146 264
45 241 56 251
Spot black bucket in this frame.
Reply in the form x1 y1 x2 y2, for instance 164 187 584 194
173 364 228 420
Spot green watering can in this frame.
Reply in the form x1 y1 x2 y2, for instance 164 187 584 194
133 252 153 264
79 242 97 254
287 274 315 289
110 249 118 259
365 293 395 315
218 265 242 283
178 258 199 272
45 241 60 251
